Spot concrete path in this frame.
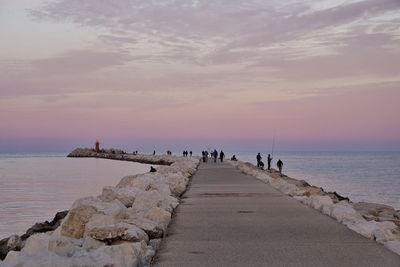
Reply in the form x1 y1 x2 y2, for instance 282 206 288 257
152 162 400 267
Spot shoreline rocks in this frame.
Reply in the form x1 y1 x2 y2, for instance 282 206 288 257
1 148 200 267
0 210 68 261
228 160 400 256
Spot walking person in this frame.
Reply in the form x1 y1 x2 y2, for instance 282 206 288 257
277 159 283 176
213 150 218 163
256 153 262 168
267 154 272 171
219 150 225 162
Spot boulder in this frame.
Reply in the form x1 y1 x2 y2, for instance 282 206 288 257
48 235 83 257
329 201 363 224
2 240 147 267
126 218 164 239
82 236 105 251
87 222 148 243
144 207 172 230
129 190 178 214
99 186 137 207
71 196 126 217
61 205 98 239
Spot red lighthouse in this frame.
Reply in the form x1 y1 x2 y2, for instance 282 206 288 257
95 140 100 153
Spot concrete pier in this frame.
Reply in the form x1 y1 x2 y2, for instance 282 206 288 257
152 162 400 266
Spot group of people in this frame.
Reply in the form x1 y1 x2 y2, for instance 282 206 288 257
182 150 192 157
201 150 225 163
256 153 284 175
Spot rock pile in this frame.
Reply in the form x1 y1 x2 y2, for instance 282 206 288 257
1 149 199 267
228 160 400 256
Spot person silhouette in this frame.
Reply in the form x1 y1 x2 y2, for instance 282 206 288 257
256 153 262 168
213 150 218 163
277 159 283 176
219 151 225 162
267 154 272 170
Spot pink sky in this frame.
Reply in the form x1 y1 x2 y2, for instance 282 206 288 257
1 0 400 152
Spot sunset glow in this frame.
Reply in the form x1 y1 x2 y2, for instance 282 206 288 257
1 0 399 152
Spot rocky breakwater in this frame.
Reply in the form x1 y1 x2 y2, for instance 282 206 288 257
228 160 400 256
67 148 176 166
1 149 200 267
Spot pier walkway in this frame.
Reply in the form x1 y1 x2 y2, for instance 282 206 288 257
152 162 400 267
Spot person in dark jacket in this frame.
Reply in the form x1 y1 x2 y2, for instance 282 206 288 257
219 151 225 162
256 153 262 167
277 159 283 175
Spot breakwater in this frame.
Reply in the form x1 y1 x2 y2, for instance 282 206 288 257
228 160 400 256
0 148 199 266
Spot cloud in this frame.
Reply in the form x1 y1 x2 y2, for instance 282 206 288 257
33 49 132 74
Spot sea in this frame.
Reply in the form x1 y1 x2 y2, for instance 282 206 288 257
0 151 399 239
0 153 150 239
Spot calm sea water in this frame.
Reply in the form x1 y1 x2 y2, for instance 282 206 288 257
233 151 400 210
0 153 150 239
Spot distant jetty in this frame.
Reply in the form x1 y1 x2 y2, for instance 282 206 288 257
68 148 176 166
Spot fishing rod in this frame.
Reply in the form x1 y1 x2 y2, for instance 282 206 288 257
271 131 276 159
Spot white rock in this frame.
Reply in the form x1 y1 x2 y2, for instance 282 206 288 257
21 233 51 256
61 198 126 239
71 196 126 217
48 234 83 257
60 205 98 239
130 190 178 214
310 196 334 212
370 221 398 242
144 207 172 230
384 240 400 255
126 218 164 239
99 186 137 207
330 201 363 223
87 222 148 243
82 236 105 251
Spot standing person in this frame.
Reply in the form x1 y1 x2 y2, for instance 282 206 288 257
189 151 192 156
277 159 283 175
219 150 225 162
256 153 262 168
213 150 218 163
267 154 272 171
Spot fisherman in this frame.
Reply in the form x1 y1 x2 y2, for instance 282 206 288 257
277 159 283 176
231 155 237 161
267 154 272 170
256 153 262 167
150 166 157 173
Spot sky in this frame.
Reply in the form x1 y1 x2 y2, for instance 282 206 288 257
0 0 400 152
